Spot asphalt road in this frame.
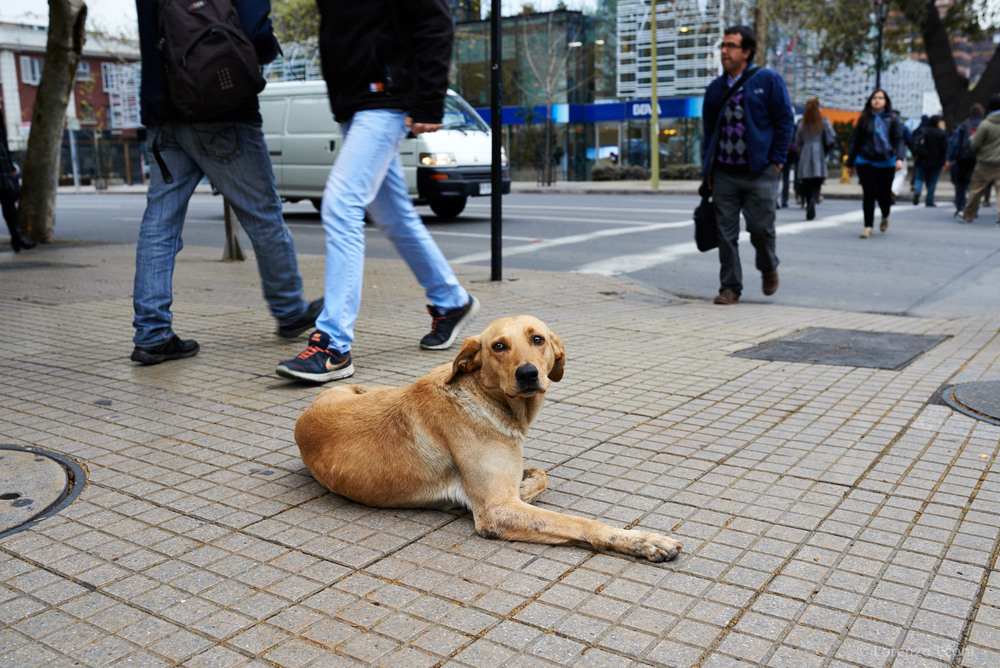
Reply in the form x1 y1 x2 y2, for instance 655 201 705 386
44 191 1000 319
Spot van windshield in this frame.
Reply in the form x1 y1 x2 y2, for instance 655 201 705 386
442 95 490 133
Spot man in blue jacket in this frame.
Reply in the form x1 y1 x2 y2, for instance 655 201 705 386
701 25 793 305
130 0 321 365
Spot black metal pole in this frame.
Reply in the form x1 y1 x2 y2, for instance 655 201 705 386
490 0 502 281
875 0 884 90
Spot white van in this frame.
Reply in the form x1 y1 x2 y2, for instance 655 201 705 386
258 80 510 219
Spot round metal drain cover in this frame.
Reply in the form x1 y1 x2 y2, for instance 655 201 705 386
941 381 1000 426
0 445 86 539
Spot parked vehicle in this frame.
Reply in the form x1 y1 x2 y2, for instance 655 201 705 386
258 80 510 219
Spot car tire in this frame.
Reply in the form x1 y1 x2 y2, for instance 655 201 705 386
429 196 467 220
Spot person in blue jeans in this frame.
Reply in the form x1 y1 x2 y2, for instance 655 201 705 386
277 0 478 384
131 0 321 365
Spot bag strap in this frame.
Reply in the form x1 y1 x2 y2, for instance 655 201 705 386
706 66 761 179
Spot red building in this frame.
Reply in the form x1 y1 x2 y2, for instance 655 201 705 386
1 13 142 184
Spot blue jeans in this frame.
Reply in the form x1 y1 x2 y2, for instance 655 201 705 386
316 109 468 354
133 122 307 347
712 169 780 297
912 165 941 204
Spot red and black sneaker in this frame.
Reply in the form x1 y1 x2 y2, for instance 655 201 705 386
275 331 354 383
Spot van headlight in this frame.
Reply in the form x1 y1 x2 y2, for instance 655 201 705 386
420 153 456 166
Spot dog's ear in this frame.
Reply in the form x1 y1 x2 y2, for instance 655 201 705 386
547 330 565 382
447 336 482 383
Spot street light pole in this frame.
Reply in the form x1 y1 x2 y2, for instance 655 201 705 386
875 0 887 90
650 0 659 190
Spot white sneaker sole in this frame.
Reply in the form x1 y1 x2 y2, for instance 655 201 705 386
275 362 355 383
420 296 481 350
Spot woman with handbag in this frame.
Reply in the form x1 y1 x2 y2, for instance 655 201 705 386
794 98 836 221
0 106 35 253
846 89 906 238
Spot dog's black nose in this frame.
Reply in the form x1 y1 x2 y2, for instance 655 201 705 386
515 364 539 385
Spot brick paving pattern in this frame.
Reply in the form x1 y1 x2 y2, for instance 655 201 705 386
1 241 998 667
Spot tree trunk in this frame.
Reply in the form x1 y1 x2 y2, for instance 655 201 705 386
919 0 1000 129
753 1 768 68
20 0 87 243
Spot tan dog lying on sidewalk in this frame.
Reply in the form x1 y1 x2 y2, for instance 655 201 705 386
295 315 683 562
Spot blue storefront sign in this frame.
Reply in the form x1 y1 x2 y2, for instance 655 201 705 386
477 97 705 125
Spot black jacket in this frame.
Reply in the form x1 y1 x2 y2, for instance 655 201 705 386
846 110 906 167
316 0 453 124
915 125 948 171
135 0 279 126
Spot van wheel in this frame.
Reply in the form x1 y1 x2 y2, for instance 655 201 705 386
311 199 322 211
429 197 467 220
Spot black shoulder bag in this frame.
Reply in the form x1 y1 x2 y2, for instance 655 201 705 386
694 66 761 252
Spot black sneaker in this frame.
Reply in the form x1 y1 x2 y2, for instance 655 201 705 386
275 331 354 383
420 296 480 350
131 335 200 365
277 297 324 339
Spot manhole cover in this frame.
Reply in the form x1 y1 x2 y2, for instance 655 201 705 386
733 328 948 370
940 382 1000 426
0 445 86 539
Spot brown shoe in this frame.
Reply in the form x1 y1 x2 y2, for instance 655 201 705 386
880 216 889 233
713 289 740 305
762 272 779 296
860 227 873 239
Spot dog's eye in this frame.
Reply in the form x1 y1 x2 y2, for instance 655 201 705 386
531 335 545 346
492 342 506 352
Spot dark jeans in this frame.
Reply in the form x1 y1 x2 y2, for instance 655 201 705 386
913 165 941 205
1 188 20 237
855 163 895 227
800 177 823 207
952 158 975 211
712 169 780 297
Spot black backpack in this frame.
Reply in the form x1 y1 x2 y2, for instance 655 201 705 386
958 118 980 162
156 0 266 121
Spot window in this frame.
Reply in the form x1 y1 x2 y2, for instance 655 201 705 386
79 101 97 124
76 61 91 81
102 62 115 91
20 55 43 86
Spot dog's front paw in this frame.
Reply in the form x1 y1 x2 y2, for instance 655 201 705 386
624 530 683 562
519 467 547 504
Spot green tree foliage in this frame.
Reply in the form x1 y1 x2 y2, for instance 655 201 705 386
271 0 319 45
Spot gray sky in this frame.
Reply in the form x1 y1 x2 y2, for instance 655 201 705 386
1 0 138 36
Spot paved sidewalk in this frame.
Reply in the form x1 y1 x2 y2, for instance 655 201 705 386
1 240 999 667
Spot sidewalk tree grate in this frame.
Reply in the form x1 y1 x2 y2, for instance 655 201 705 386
0 445 87 540
938 381 1000 426
733 328 949 370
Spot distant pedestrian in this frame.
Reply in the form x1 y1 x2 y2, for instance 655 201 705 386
794 98 836 221
131 0 322 365
959 95 1000 225
779 121 799 208
276 0 479 383
891 122 913 203
944 103 984 216
0 106 35 253
846 89 905 238
911 115 948 207
700 25 793 305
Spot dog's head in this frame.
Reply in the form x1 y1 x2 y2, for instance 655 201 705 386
448 315 565 398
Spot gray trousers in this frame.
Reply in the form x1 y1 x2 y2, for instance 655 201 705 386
712 168 780 297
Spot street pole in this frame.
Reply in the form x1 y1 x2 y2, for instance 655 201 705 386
649 0 659 190
875 0 886 91
490 0 502 281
